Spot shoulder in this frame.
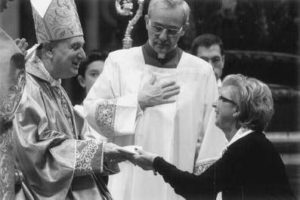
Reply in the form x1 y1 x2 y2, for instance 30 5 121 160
108 46 142 61
24 73 43 94
20 72 47 107
229 132 281 160
181 51 213 73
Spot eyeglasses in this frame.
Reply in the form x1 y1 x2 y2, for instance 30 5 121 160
149 20 183 36
218 95 237 106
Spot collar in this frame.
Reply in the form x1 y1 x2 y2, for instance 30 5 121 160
226 128 253 148
26 45 61 87
142 42 182 68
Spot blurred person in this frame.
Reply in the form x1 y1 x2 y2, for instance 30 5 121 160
0 0 28 199
77 51 107 97
129 74 295 200
191 33 225 87
12 0 128 199
84 0 226 199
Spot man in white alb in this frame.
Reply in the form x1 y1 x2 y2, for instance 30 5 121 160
84 0 227 199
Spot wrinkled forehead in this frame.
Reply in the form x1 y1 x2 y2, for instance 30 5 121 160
148 1 186 25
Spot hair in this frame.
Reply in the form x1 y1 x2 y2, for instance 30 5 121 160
147 0 190 26
222 74 274 132
78 50 108 77
190 33 224 56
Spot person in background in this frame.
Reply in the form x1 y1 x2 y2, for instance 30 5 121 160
84 0 227 199
77 51 107 97
129 74 295 200
191 33 225 87
12 0 128 199
0 0 28 199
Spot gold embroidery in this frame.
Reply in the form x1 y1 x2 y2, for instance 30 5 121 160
95 100 117 135
0 71 25 121
0 128 14 200
75 140 99 176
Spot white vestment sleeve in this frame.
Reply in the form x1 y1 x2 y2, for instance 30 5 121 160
84 55 138 139
195 67 227 174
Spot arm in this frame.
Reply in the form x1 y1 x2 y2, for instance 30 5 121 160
84 54 139 138
130 148 236 199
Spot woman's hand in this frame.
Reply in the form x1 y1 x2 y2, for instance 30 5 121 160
131 149 157 171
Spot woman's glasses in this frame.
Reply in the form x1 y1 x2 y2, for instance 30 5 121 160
218 95 237 106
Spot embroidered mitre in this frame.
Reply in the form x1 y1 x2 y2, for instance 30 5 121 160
30 0 83 43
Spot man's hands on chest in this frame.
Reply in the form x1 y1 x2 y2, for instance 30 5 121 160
138 75 180 110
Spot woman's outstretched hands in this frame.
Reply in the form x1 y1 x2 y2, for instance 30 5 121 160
119 147 157 171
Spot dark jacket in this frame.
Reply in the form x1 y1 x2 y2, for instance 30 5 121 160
153 131 295 200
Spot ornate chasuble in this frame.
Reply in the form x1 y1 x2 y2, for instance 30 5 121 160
84 45 227 200
12 50 114 200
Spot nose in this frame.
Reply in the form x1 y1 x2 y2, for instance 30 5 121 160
78 48 86 60
158 29 168 41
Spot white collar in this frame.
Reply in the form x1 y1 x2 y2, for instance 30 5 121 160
226 128 253 148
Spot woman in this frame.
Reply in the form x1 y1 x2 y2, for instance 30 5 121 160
129 74 295 200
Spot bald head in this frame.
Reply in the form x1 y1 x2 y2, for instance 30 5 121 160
148 0 190 26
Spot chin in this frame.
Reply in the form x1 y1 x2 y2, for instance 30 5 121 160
154 47 168 55
215 120 221 129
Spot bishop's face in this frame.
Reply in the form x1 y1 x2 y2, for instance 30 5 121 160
0 0 13 12
50 36 86 79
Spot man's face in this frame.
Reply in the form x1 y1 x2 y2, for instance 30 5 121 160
145 6 185 57
0 0 13 12
197 44 224 80
51 36 86 79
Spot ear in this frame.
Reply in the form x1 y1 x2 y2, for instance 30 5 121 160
144 15 150 30
179 24 188 37
77 75 86 88
45 48 54 59
232 109 240 119
222 55 225 67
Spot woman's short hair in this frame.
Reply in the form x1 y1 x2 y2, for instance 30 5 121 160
223 74 274 132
